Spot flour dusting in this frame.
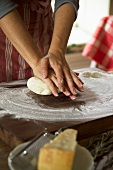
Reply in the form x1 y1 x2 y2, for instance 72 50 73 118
0 72 113 121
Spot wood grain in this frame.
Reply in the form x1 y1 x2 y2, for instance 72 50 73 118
0 55 111 170
0 114 113 149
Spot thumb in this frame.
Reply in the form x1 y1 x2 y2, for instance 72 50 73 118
41 57 49 78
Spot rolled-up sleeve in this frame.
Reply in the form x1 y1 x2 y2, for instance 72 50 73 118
54 0 79 19
0 0 18 19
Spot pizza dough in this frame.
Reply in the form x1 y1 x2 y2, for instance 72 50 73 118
80 71 107 78
27 77 52 95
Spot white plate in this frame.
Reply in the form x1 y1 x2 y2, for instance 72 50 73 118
8 142 94 170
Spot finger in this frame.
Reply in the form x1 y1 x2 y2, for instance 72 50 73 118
53 64 65 92
50 75 58 88
71 72 84 92
63 67 77 95
41 58 49 78
51 73 72 97
72 71 84 84
45 53 65 92
61 80 75 97
44 77 59 97
64 69 84 94
69 94 76 100
63 88 71 96
50 74 69 96
74 72 79 76
51 74 74 97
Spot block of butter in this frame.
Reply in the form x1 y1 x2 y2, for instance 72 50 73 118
37 129 77 170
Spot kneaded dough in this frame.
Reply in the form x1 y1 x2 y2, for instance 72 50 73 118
27 77 52 95
80 71 91 78
80 71 107 78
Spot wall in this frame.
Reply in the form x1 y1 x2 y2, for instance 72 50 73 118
76 0 110 34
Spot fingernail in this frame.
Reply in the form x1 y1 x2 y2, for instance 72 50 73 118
65 92 70 96
73 90 77 95
71 96 76 100
81 86 84 91
43 73 46 79
60 87 64 92
60 79 64 84
55 93 59 97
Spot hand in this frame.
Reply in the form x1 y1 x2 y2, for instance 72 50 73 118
32 61 59 97
39 52 84 99
32 58 75 99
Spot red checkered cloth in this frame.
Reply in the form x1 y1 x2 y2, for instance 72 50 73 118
82 16 113 71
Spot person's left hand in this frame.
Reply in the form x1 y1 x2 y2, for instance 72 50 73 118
39 52 84 100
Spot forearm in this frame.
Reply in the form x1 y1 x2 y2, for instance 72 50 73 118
49 3 75 56
0 9 42 68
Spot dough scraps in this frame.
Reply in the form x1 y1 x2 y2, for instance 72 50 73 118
80 71 108 78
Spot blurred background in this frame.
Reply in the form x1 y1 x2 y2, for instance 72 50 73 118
51 0 113 70
68 0 112 45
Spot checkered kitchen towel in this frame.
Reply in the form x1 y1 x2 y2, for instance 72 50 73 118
82 16 113 71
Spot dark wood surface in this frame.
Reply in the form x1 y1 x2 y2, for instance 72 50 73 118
1 114 113 170
0 139 11 170
0 67 113 170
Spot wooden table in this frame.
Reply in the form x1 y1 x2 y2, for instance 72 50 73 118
0 68 113 170
1 114 113 170
0 139 11 170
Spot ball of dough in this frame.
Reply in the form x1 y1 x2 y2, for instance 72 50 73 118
91 71 107 78
80 71 107 78
80 71 91 78
27 77 52 95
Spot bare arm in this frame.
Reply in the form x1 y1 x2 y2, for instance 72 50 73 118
49 3 75 55
0 9 42 68
0 3 84 99
40 3 84 99
0 9 62 96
